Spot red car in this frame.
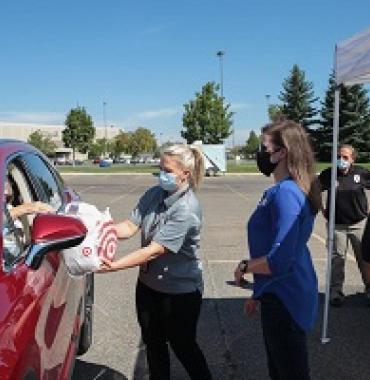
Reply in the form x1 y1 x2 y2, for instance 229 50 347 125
0 140 94 380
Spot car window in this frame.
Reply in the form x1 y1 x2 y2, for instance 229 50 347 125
6 161 37 248
21 154 63 211
2 208 23 271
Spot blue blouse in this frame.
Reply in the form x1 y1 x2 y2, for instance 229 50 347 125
247 177 318 331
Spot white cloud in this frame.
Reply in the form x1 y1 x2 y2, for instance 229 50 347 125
230 102 253 111
136 107 181 120
141 25 168 35
0 111 64 125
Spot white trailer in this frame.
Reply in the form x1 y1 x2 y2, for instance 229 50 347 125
193 142 227 176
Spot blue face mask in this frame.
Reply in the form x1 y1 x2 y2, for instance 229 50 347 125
337 158 350 170
159 170 178 192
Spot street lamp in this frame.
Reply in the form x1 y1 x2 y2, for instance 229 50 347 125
265 94 271 121
216 50 234 147
216 50 225 98
103 101 107 156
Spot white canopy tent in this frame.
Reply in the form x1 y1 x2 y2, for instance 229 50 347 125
322 26 370 343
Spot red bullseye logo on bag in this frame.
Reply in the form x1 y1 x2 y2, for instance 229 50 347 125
97 221 118 261
82 247 92 257
62 203 118 275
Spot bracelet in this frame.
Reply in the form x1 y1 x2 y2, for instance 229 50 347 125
239 259 249 274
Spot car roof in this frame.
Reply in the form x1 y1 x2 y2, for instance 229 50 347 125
0 140 41 162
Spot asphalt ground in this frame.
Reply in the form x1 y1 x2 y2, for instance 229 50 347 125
65 174 370 380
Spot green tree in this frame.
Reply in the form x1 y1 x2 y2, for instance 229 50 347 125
63 106 95 163
268 104 284 122
88 138 110 158
279 64 318 132
111 131 132 157
316 71 370 162
181 82 233 144
245 130 260 155
28 129 57 156
130 128 157 157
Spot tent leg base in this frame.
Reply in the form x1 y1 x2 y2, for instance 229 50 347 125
320 337 331 345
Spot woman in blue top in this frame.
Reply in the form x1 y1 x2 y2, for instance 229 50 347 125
234 120 321 380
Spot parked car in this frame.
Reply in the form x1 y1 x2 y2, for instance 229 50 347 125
99 160 111 167
0 140 94 379
92 158 100 164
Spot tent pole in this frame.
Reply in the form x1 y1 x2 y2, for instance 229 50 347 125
321 86 340 344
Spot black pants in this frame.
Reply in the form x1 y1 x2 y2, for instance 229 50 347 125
136 280 212 380
260 293 311 380
362 215 370 263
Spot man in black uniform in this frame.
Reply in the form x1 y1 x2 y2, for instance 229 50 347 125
319 144 370 306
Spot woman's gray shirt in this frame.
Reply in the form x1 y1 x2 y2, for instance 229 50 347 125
130 185 203 294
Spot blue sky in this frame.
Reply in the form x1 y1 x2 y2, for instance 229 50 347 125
1 0 370 145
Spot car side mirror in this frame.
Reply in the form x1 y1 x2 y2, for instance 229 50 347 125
26 213 87 270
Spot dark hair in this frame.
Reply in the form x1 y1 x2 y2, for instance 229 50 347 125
263 120 322 214
340 144 357 161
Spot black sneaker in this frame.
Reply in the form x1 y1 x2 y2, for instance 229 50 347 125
330 291 344 307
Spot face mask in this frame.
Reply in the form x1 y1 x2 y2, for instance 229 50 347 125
159 170 178 192
337 158 350 170
256 149 278 177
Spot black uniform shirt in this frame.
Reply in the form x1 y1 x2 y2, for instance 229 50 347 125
319 165 370 225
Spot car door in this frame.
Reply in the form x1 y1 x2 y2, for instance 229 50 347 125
0 153 84 380
19 153 86 379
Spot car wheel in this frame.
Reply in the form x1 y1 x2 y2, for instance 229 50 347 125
78 273 94 355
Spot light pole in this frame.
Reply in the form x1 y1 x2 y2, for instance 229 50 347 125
265 94 271 121
216 50 225 99
216 50 233 147
103 101 107 156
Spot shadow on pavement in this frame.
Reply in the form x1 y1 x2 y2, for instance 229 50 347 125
73 291 370 379
131 291 370 380
72 359 128 380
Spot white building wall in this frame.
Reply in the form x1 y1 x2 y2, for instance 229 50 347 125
0 124 122 160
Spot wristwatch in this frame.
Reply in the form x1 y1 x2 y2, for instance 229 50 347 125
239 259 249 274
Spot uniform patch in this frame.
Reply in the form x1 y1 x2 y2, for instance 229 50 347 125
354 174 361 183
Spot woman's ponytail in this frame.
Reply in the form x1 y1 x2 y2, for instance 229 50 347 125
189 145 205 191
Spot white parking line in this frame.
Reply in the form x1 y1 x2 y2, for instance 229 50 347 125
78 185 97 194
224 184 248 201
312 231 356 263
109 186 141 204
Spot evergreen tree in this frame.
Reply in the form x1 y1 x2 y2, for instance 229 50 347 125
279 64 318 132
181 82 233 144
63 107 95 163
245 130 260 155
268 104 284 122
317 71 370 162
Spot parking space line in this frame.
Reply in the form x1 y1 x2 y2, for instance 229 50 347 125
224 184 248 201
109 186 141 204
78 185 97 194
312 231 356 263
93 369 107 380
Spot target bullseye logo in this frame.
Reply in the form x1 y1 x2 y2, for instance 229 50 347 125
82 247 92 257
98 221 118 260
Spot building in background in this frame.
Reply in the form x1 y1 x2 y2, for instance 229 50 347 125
0 123 121 161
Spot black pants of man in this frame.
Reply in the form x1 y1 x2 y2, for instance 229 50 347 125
260 293 311 380
136 280 212 380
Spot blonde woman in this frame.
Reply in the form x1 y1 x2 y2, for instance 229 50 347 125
235 120 321 380
100 144 212 380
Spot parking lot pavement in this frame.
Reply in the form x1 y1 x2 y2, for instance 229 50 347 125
65 174 370 380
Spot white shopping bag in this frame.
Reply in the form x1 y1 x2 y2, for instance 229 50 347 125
62 202 118 275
